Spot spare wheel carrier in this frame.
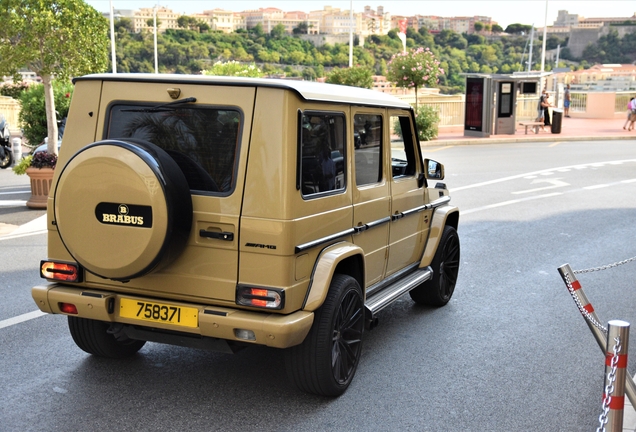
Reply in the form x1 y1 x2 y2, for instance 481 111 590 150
53 139 192 281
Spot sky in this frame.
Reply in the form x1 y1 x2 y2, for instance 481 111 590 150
85 0 635 29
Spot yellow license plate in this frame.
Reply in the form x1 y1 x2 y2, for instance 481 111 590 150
119 298 198 328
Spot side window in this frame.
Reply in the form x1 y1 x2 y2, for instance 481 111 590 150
390 115 417 178
354 114 382 186
107 105 241 195
299 112 346 198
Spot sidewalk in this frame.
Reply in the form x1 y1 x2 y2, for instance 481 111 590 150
429 117 635 146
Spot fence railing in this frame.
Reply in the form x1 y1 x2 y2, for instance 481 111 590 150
569 92 588 113
615 92 636 113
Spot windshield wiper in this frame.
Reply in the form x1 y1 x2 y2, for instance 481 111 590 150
121 97 197 112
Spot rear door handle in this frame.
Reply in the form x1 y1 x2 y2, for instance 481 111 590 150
199 229 234 241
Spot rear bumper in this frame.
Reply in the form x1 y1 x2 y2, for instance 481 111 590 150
32 284 314 349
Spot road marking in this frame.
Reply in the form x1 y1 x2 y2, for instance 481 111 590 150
0 310 47 330
0 229 47 241
450 159 636 193
583 179 636 190
462 192 563 215
548 142 562 147
0 200 26 206
0 190 30 195
512 178 570 195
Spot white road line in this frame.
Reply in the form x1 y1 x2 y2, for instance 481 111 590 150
0 200 26 206
462 192 563 215
450 159 636 193
0 310 47 330
0 229 47 241
0 190 30 195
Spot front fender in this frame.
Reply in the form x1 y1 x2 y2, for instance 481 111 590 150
302 242 364 312
420 205 459 268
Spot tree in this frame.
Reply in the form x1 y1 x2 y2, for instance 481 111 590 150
326 66 373 89
271 24 286 39
386 47 443 109
505 23 533 35
202 61 264 77
293 22 309 35
492 24 504 33
0 0 109 154
474 22 484 33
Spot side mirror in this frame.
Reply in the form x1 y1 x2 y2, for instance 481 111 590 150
424 159 444 180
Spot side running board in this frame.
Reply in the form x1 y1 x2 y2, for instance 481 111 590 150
364 266 432 328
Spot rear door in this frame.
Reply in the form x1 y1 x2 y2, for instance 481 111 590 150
97 81 255 302
386 110 431 275
351 109 391 286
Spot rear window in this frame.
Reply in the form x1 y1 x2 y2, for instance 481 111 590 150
106 104 241 195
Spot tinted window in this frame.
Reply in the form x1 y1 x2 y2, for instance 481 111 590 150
354 114 382 186
107 105 241 194
299 112 346 197
390 115 417 178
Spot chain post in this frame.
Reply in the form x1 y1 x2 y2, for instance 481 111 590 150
557 264 636 408
597 321 629 432
558 264 607 349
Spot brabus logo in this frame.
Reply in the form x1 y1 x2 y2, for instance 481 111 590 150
95 202 153 228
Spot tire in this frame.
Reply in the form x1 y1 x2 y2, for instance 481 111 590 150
410 225 460 306
0 146 12 169
285 274 364 397
68 316 145 359
53 139 192 280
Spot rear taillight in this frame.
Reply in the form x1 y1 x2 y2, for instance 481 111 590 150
40 260 83 282
236 286 284 309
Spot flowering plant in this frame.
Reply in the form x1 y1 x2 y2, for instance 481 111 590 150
12 152 57 175
30 151 57 169
387 47 444 110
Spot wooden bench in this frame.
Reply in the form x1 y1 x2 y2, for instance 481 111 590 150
518 121 544 134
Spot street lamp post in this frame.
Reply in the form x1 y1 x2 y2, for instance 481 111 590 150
348 0 353 67
109 0 116 73
540 0 548 73
154 5 158 74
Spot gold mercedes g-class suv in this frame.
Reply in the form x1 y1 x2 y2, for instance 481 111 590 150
32 74 459 396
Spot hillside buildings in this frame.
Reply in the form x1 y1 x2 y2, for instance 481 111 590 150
107 5 496 37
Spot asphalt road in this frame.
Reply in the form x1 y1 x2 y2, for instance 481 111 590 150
2 139 636 431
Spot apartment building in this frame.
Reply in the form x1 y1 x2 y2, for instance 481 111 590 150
192 9 246 33
241 7 319 34
414 15 496 34
131 7 180 33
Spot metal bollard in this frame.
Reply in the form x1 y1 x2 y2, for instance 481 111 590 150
558 264 636 408
11 137 21 165
599 320 629 432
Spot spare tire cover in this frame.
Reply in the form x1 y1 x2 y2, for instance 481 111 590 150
54 139 192 280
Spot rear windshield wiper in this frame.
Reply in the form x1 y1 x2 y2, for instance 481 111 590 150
121 97 197 112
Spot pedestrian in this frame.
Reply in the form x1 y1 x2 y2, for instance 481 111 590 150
537 89 547 131
563 84 571 117
627 98 636 132
624 97 635 130
541 90 552 132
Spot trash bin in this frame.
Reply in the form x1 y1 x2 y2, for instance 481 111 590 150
551 108 563 134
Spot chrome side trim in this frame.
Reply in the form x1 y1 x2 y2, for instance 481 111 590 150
392 195 451 220
295 216 391 254
295 228 356 254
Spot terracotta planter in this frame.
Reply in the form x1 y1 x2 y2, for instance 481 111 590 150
26 167 55 209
